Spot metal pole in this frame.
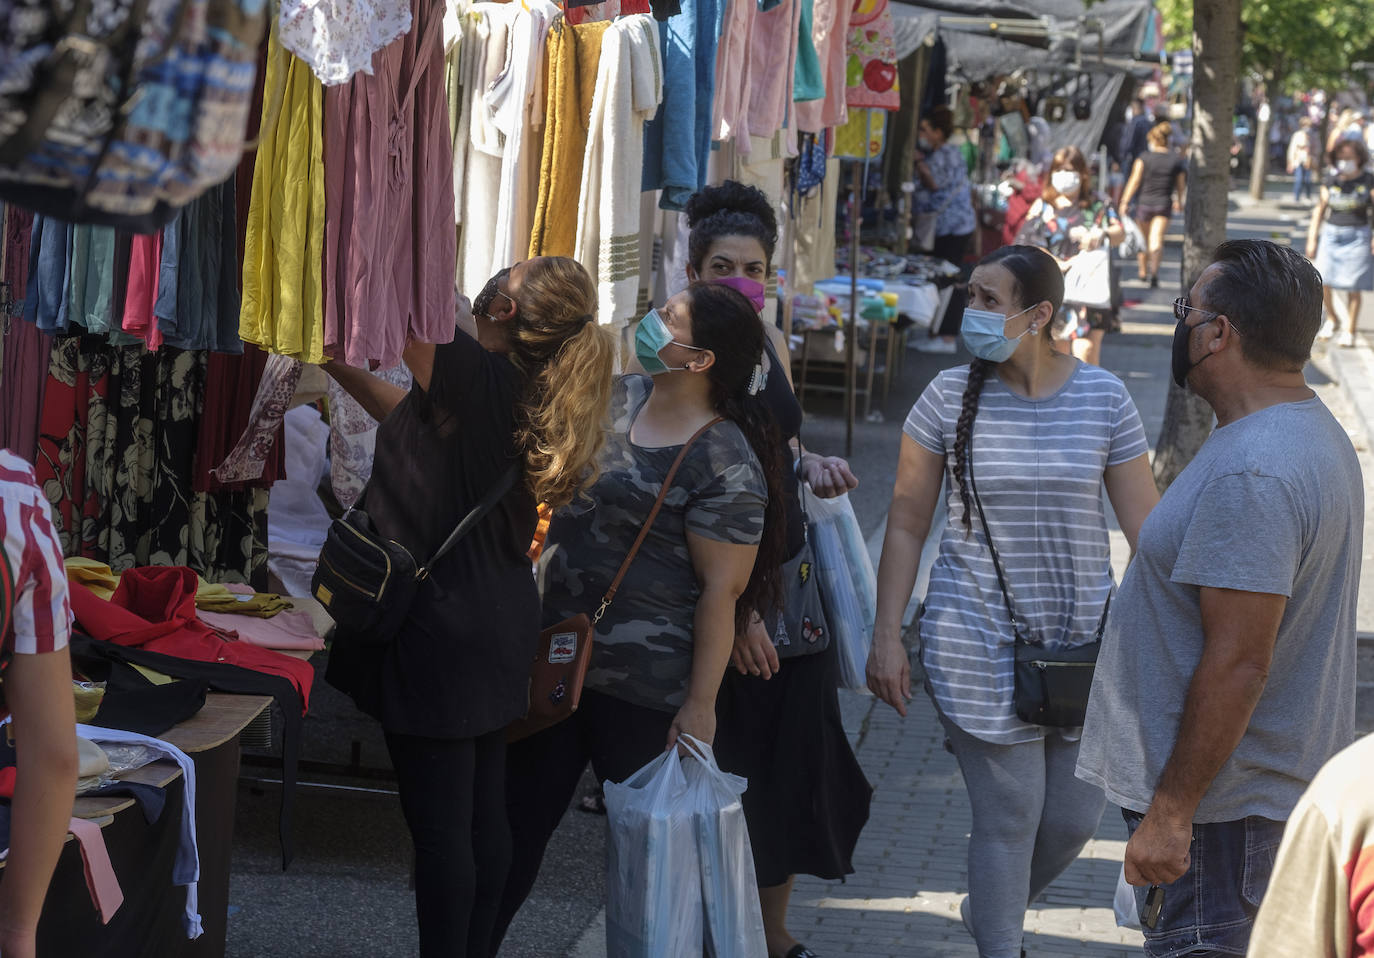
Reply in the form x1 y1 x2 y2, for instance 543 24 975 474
846 161 861 457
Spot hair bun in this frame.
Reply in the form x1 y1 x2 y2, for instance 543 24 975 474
684 180 777 237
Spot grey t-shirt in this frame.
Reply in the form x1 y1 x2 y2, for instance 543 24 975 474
1077 398 1363 823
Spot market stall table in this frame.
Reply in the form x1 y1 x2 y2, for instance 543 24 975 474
4 692 275 958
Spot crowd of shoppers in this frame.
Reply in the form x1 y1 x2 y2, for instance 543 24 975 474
297 132 1364 958
11 75 1367 956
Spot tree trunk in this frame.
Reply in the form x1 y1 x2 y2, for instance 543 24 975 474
1152 0 1241 492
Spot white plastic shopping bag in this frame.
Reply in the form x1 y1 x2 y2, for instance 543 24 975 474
679 735 768 957
805 488 877 690
603 750 703 957
1113 864 1142 929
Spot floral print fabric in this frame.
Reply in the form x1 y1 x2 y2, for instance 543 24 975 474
33 337 269 585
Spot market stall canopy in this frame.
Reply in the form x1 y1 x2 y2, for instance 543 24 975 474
892 0 1162 70
891 0 1159 154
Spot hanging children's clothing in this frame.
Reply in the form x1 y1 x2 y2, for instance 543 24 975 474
240 26 328 364
529 20 610 258
575 14 663 330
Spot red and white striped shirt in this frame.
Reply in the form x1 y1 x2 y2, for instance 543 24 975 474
0 450 71 655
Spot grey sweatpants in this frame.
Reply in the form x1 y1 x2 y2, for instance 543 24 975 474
940 713 1107 958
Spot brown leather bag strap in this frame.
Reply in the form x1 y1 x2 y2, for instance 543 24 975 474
592 416 724 623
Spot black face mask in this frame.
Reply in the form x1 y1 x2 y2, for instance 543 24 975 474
1171 316 1215 388
473 267 512 320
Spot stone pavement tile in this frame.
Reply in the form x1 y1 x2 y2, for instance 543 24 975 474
790 692 1144 957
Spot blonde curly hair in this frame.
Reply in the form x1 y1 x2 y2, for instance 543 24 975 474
507 257 616 510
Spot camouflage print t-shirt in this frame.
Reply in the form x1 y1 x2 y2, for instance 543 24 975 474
538 375 767 714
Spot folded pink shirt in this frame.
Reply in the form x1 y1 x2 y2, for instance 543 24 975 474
196 609 325 652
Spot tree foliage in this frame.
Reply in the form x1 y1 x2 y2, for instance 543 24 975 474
1158 0 1374 91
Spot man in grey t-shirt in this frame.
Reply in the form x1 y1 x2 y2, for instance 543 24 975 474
1077 240 1363 957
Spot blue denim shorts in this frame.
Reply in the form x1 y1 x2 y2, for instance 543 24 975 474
1122 810 1285 957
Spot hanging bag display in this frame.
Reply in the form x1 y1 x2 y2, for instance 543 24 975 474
0 0 267 231
967 436 1107 728
312 465 520 648
507 417 723 742
1072 73 1094 121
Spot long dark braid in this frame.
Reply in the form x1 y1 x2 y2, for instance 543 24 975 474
953 357 993 533
950 244 1066 534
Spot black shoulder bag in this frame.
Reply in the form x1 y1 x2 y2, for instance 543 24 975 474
311 464 520 647
967 438 1107 728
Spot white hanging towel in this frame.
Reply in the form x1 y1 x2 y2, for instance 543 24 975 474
574 15 663 332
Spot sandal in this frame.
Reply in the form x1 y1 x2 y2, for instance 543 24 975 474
784 946 821 958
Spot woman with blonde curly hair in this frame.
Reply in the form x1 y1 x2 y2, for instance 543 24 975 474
324 255 616 958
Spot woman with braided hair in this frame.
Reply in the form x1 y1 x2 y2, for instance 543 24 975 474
683 181 872 958
867 245 1158 957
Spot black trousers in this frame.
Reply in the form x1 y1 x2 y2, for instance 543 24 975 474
490 690 674 953
386 728 511 958
933 230 975 337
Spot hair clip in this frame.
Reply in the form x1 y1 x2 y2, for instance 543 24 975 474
747 363 767 396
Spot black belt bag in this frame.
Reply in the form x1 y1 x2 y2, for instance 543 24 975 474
312 465 519 647
968 438 1108 729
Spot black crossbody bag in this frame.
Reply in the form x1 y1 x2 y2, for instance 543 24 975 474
968 439 1108 728
312 464 520 646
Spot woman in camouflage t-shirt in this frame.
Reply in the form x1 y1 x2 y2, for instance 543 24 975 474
494 282 789 947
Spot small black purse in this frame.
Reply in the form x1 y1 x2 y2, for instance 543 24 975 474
312 465 519 646
967 439 1107 728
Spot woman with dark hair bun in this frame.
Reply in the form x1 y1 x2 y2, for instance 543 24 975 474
868 245 1159 957
493 279 788 950
686 179 873 958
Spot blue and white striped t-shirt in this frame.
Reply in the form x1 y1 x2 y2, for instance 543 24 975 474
904 362 1149 744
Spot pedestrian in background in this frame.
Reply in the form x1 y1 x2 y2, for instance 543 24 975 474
683 181 872 958
1014 145 1126 366
912 105 977 354
868 245 1158 958
0 451 79 958
1077 240 1363 958
1119 122 1187 289
1287 117 1317 204
1306 137 1374 347
1245 732 1374 958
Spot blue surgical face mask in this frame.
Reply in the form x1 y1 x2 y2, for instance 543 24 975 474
960 304 1036 363
634 309 704 375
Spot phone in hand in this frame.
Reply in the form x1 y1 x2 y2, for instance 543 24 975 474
1143 884 1165 930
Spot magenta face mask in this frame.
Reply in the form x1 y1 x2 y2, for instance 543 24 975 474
712 276 767 313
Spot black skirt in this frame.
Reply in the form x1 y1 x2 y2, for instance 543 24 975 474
714 639 873 887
